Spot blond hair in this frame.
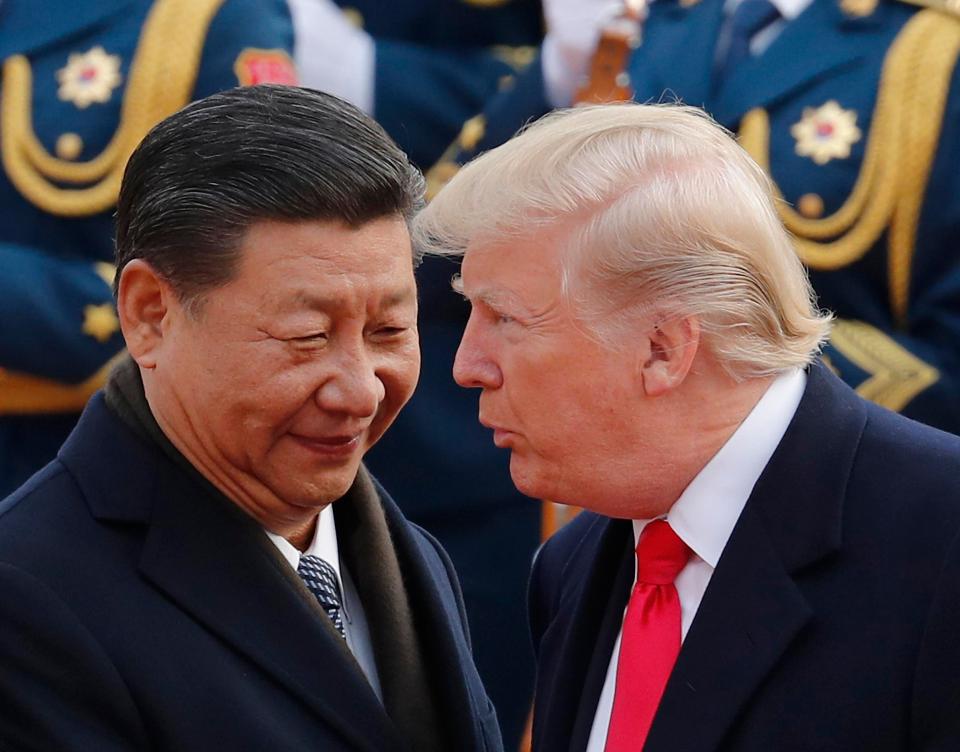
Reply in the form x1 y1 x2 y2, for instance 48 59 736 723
414 103 831 378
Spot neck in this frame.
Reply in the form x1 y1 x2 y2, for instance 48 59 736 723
624 362 775 519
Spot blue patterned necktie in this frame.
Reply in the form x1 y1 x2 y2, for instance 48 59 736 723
297 554 346 638
717 0 781 81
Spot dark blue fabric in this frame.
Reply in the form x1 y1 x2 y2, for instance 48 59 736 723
716 0 780 82
528 362 960 751
336 0 542 168
353 1 546 738
442 0 960 435
0 394 502 751
0 0 295 497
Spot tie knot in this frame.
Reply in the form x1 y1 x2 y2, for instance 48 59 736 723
635 520 691 585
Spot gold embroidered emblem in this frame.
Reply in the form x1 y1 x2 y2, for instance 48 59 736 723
340 6 364 27
791 101 862 165
82 303 120 343
840 0 877 17
56 47 122 109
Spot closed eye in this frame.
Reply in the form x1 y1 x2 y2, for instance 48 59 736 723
289 332 328 342
371 326 410 338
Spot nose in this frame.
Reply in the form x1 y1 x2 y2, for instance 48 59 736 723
315 345 385 419
453 315 502 389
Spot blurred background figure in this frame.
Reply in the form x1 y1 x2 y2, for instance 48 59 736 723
433 0 960 437
290 0 542 168
0 0 297 496
291 3 545 748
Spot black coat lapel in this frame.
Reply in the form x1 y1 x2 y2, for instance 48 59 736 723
61 396 402 752
532 516 634 752
646 363 866 751
379 482 489 752
138 466 402 752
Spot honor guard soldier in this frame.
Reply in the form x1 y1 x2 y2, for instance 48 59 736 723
0 0 297 497
431 0 960 437
290 0 542 168
291 2 545 748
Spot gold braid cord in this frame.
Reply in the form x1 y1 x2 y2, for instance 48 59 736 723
828 320 939 411
1 0 226 217
0 352 128 414
887 12 960 325
738 11 960 289
738 11 960 410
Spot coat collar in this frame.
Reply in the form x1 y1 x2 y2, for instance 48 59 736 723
532 362 867 752
647 362 866 751
531 515 635 751
59 395 403 752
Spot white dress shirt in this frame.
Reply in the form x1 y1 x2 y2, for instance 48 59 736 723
585 368 806 752
266 505 383 701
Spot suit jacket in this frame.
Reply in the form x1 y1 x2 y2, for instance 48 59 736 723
0 394 501 751
529 363 960 751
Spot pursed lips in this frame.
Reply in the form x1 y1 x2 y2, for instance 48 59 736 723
479 417 518 449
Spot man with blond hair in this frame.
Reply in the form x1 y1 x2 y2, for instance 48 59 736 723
417 103 960 751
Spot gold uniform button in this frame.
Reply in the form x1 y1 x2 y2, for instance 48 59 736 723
341 7 364 28
56 133 84 160
798 193 825 218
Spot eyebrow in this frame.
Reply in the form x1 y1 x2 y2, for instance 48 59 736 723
463 285 527 315
285 286 417 312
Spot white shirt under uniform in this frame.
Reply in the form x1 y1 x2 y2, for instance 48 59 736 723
585 368 807 752
266 505 383 701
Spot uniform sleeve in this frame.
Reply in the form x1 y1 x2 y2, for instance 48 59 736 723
0 0 297 415
425 52 552 198
372 42 538 169
0 563 148 751
823 318 960 433
192 0 297 98
0 244 122 412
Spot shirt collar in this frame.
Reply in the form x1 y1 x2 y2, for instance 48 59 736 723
265 504 342 580
633 367 806 567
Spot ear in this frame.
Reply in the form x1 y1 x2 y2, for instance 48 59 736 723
640 315 701 397
116 259 175 369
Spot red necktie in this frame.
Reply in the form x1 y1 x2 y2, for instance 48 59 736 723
605 520 692 752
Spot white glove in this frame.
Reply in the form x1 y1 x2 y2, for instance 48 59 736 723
542 0 630 108
288 0 375 114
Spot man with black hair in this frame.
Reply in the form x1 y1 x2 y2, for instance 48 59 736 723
0 85 502 752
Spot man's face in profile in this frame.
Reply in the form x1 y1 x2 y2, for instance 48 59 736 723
155 216 420 515
452 230 647 511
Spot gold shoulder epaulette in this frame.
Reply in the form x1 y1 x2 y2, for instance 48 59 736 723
895 0 960 19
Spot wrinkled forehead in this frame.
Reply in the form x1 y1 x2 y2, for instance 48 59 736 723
230 216 417 304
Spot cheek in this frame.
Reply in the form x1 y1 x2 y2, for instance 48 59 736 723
378 347 421 410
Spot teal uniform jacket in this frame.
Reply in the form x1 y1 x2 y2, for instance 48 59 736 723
0 0 296 496
336 0 542 168
434 0 960 435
